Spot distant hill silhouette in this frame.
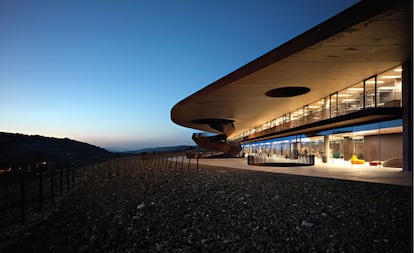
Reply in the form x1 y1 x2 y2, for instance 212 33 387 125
0 132 113 168
124 145 197 154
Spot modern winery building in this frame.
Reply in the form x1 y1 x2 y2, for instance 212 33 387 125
171 0 412 171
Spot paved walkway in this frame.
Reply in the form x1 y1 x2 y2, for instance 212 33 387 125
186 157 412 186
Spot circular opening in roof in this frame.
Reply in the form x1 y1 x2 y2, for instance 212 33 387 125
265 87 310 97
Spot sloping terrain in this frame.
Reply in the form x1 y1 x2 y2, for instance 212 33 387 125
0 132 112 168
3 165 411 252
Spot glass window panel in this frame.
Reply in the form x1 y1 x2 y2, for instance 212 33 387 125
330 93 338 118
308 100 324 112
345 82 363 110
377 65 402 107
303 105 309 124
291 108 303 120
284 113 290 123
341 83 362 112
276 117 283 126
303 105 309 117
290 108 303 127
365 77 376 108
308 99 324 122
337 89 348 115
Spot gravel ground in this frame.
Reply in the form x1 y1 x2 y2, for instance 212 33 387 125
2 166 412 252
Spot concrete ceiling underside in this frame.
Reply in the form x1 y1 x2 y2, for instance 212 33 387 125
171 0 412 137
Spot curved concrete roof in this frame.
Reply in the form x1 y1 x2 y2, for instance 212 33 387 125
171 0 412 137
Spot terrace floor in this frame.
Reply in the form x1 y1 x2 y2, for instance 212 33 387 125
186 157 412 186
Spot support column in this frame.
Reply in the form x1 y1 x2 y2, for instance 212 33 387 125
402 60 412 171
343 137 351 161
323 135 330 163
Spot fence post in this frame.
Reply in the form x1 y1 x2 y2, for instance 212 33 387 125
157 153 161 172
180 155 184 171
163 153 167 173
67 167 70 192
159 153 164 174
187 156 191 173
38 168 43 210
124 159 127 179
51 166 55 204
59 167 63 196
72 166 75 187
168 153 172 172
196 155 199 172
107 160 110 179
175 155 179 172
20 167 26 224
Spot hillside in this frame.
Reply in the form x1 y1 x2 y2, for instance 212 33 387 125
124 145 197 154
0 132 113 168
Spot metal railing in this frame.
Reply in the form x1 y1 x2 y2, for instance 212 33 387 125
232 96 402 142
0 152 204 228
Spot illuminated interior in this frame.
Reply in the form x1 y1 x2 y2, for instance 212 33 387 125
236 65 403 168
230 65 402 142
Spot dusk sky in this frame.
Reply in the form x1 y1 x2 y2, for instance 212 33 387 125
1 0 359 151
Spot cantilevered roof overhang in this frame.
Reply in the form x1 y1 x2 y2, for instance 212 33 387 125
171 0 412 138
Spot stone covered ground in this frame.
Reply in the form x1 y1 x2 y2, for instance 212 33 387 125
1 165 412 252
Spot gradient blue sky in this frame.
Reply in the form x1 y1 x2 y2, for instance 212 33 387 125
0 0 359 151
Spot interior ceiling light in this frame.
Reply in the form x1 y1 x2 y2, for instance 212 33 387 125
365 80 385 84
265 86 310 97
347 87 364 92
378 86 395 90
380 75 401 79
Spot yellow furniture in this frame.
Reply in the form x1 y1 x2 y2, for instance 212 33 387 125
350 154 365 164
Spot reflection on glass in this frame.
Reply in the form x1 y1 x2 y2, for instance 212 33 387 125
330 93 338 118
343 82 363 112
377 66 402 107
365 77 376 108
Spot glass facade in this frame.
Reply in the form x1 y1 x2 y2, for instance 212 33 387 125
231 65 403 142
236 65 404 168
241 119 402 167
